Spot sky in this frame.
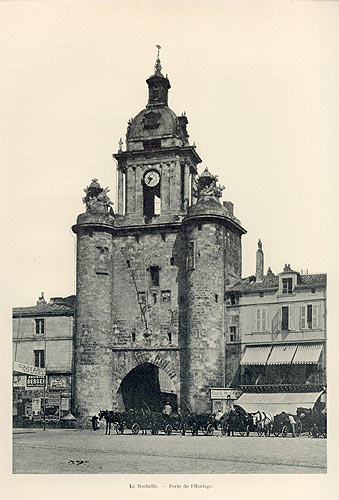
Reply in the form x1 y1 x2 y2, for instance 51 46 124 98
1 0 338 307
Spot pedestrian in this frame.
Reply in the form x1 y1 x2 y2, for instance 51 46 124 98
162 401 172 416
91 413 98 431
288 414 296 437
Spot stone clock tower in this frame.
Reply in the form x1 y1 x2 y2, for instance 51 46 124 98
72 50 246 423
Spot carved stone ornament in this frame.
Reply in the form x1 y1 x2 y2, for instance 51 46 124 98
197 168 225 200
82 179 114 215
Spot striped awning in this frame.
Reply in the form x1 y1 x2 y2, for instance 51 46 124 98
267 344 297 365
235 392 323 415
292 344 323 364
240 345 272 365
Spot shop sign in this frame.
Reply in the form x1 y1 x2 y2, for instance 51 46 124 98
32 398 41 413
49 375 69 389
26 376 45 388
60 398 70 411
25 401 32 417
210 388 242 400
47 393 60 406
13 361 46 377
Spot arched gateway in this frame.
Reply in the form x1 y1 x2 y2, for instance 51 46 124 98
112 350 180 412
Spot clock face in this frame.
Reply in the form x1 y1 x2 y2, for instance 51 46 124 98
144 170 160 188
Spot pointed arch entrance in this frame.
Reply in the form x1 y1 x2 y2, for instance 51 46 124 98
119 362 177 412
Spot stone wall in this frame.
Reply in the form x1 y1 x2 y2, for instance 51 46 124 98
74 226 114 420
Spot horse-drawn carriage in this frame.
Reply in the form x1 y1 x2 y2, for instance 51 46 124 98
296 407 327 438
182 412 215 436
271 412 301 437
221 406 252 437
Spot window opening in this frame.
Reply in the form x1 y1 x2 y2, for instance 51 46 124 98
153 292 157 304
35 319 45 335
34 350 45 368
281 306 289 330
187 241 195 269
150 266 160 287
282 277 293 294
230 326 237 342
170 257 174 266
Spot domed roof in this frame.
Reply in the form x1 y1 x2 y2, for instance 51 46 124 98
127 106 179 141
188 196 228 218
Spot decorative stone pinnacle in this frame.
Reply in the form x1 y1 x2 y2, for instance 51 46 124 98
258 239 262 251
118 138 123 152
154 44 162 74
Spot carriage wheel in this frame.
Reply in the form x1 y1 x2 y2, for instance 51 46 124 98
132 423 140 435
115 424 124 435
164 424 173 436
282 425 288 437
295 421 302 437
206 424 214 436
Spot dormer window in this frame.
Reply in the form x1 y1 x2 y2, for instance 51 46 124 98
282 278 293 294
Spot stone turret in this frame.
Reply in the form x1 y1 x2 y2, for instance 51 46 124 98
72 180 115 424
182 168 246 413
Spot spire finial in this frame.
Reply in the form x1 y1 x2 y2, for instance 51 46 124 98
155 44 162 74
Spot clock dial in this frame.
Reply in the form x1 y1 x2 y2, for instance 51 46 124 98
144 170 160 187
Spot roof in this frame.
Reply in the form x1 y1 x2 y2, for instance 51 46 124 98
13 295 75 317
227 273 327 293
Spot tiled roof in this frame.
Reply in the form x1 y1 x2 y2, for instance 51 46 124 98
13 295 75 317
227 273 326 293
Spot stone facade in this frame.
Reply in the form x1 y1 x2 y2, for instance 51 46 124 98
72 54 246 420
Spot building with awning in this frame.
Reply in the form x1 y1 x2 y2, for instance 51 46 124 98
225 253 327 400
235 391 324 415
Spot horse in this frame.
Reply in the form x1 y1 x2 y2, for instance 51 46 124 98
98 409 122 435
253 410 274 436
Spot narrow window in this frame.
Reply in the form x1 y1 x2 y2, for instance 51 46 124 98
35 319 45 335
131 331 136 342
150 266 160 287
307 304 313 329
215 294 218 303
168 331 172 343
230 326 237 342
187 241 195 269
281 306 289 330
170 257 174 266
34 350 45 368
153 292 157 304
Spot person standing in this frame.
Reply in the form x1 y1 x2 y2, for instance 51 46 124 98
91 413 98 431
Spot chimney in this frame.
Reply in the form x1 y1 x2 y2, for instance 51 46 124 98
256 239 264 282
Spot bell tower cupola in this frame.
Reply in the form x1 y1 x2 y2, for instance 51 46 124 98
146 45 171 107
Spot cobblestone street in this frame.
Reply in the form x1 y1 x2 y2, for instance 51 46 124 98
13 428 326 474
